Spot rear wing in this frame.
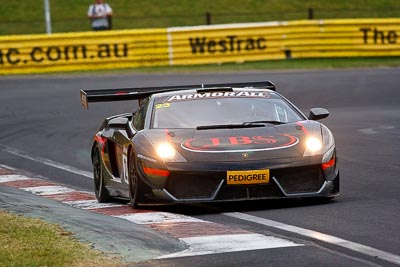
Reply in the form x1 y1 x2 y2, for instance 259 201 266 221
80 81 275 109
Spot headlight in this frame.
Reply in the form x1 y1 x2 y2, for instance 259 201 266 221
303 124 335 157
305 137 322 153
303 136 323 156
155 142 187 163
156 143 176 160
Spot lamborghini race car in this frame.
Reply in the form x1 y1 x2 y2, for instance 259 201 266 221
80 81 339 207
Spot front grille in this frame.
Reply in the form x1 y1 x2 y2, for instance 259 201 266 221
165 165 325 201
272 165 325 194
165 172 222 199
166 171 283 200
216 183 283 200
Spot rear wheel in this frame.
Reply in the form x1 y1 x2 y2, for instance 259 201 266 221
93 146 110 203
128 150 144 208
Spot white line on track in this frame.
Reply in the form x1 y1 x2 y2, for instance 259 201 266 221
224 212 400 265
0 174 31 183
22 185 76 195
63 200 124 210
116 212 205 225
0 164 17 170
157 233 302 259
0 144 93 179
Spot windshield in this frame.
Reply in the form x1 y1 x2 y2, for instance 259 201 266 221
152 96 303 129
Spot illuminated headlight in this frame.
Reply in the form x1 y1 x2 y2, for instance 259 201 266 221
154 142 187 163
303 124 335 157
305 137 322 153
156 143 176 160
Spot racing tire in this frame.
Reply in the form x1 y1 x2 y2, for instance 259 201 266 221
93 146 111 203
128 149 144 208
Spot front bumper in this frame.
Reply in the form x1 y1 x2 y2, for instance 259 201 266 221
143 158 340 203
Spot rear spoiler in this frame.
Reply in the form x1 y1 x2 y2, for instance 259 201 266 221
80 81 275 109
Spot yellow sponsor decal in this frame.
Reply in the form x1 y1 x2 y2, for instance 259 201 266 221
0 29 169 74
227 170 269 185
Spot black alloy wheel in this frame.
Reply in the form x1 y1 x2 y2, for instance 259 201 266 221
93 146 110 203
128 149 143 208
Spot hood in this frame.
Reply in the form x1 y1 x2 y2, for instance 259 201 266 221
143 121 322 162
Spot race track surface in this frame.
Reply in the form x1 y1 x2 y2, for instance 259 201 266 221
0 68 399 266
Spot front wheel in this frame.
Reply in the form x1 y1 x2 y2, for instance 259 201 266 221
93 146 110 203
128 150 144 208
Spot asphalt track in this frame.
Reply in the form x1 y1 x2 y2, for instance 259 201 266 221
0 68 399 266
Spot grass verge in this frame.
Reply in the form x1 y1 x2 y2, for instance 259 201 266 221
0 210 121 267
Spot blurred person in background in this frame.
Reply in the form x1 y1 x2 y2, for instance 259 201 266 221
88 0 113 31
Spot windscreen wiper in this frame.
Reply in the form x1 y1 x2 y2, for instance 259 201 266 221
196 123 265 130
242 120 286 126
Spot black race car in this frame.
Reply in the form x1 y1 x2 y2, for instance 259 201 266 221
80 81 339 208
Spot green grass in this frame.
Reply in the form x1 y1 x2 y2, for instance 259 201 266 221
0 210 121 267
1 0 400 35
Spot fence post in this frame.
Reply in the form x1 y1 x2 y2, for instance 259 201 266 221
206 12 212 25
44 0 52 34
308 8 314 20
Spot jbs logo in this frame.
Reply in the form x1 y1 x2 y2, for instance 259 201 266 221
181 134 298 152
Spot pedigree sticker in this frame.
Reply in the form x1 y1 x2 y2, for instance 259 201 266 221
227 169 270 185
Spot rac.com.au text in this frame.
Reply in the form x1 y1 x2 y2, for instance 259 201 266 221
0 44 128 66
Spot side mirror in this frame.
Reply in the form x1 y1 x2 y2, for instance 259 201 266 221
308 108 329 121
108 117 129 128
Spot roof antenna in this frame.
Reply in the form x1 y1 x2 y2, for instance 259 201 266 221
201 83 204 88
